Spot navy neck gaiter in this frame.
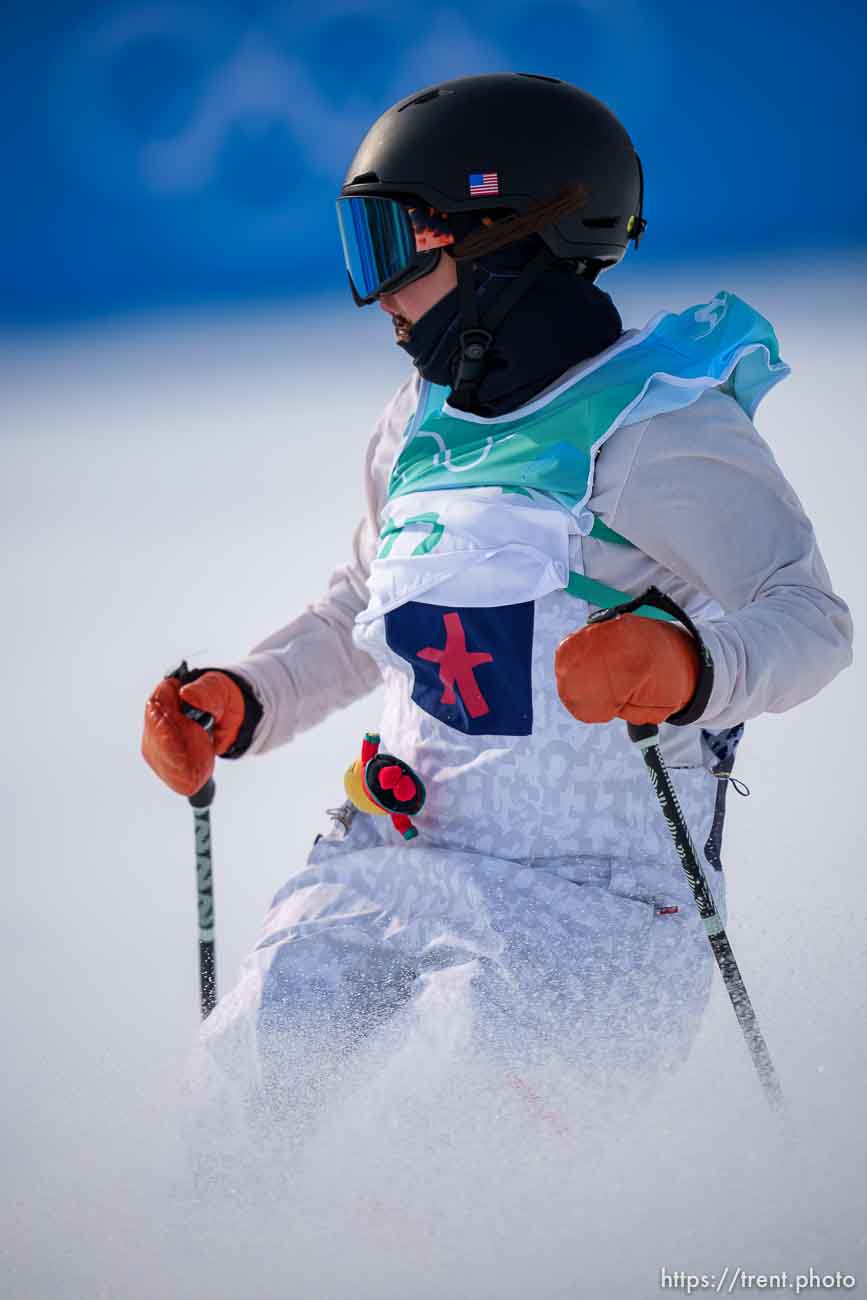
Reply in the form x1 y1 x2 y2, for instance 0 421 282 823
398 239 623 417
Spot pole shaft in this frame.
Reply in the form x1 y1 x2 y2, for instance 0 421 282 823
632 727 783 1108
193 803 217 1019
173 676 219 1021
707 932 781 1105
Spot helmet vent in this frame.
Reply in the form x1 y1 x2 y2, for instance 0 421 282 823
399 88 441 110
351 171 380 184
582 217 618 229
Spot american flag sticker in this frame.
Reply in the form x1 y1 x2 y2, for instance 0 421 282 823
468 171 500 197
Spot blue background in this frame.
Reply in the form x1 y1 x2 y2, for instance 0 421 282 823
4 0 865 324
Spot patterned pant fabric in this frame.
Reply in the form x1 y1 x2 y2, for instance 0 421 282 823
185 761 726 1188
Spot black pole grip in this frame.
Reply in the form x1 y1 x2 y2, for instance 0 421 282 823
627 722 658 744
188 777 216 809
179 697 216 809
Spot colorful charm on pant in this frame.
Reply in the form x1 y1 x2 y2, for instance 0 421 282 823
343 733 426 840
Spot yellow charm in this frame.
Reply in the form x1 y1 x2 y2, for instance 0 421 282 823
344 758 385 816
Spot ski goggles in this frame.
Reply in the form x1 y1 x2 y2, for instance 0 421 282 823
336 196 454 306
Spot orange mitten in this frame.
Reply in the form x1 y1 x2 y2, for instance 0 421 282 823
142 671 246 796
555 613 701 726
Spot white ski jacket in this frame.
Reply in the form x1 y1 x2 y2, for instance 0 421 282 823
228 367 853 769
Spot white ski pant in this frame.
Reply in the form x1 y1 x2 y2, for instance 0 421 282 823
185 773 722 1172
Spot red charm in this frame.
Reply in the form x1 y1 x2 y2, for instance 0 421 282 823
358 734 426 840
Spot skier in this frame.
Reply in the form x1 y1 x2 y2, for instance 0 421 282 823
143 75 852 1143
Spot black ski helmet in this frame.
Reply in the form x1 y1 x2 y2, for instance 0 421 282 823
340 72 646 271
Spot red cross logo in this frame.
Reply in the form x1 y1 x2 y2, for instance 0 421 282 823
417 611 493 718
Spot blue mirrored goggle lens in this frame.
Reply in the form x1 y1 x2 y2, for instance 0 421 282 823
336 197 416 301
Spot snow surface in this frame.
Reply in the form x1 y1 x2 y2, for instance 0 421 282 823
2 259 865 1299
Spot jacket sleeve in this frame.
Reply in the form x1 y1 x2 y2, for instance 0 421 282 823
223 374 418 755
596 387 854 732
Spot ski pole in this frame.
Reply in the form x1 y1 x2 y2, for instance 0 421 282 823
627 720 783 1109
170 659 218 1020
583 588 783 1108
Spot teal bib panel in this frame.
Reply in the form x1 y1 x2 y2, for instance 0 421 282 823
388 291 789 513
383 291 788 620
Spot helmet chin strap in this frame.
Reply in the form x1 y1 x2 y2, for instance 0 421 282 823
448 245 557 412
